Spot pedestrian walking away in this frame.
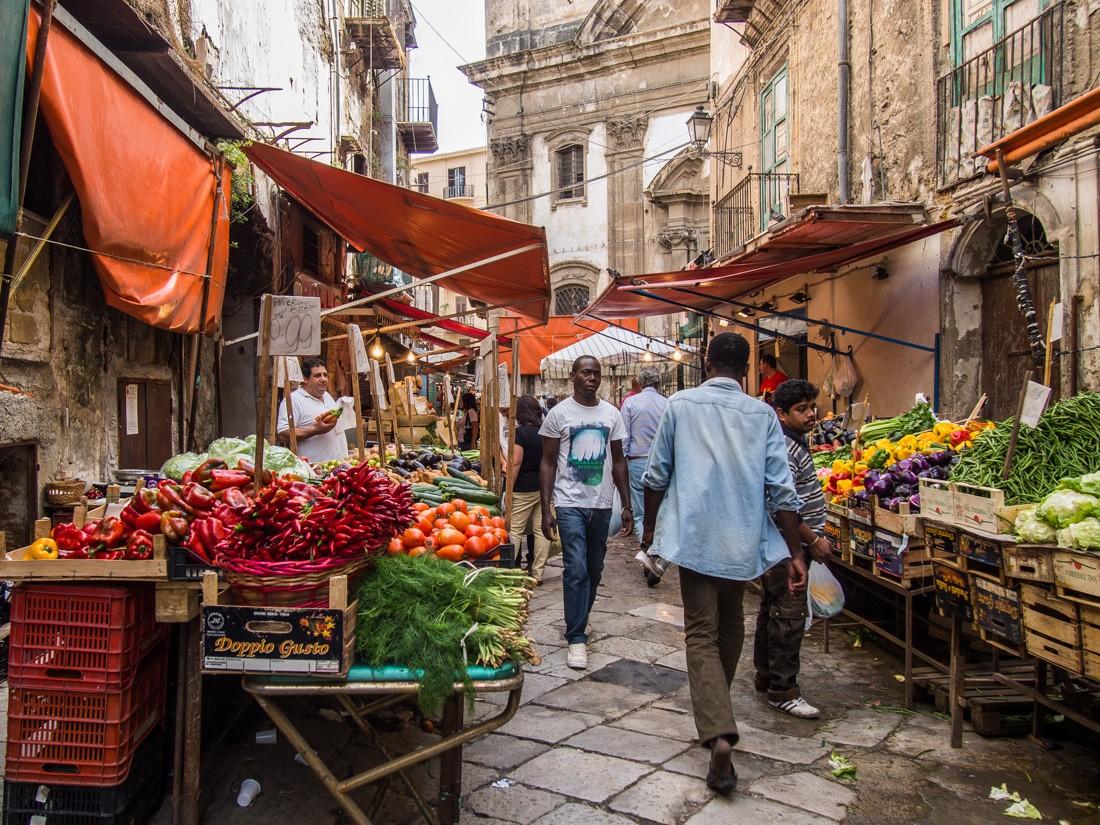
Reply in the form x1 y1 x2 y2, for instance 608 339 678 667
508 395 552 584
620 366 669 586
755 379 834 719
540 356 633 671
641 333 807 796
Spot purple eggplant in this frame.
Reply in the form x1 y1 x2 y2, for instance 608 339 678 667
884 496 902 512
909 455 930 473
894 484 914 499
894 459 913 474
909 494 921 511
864 469 882 487
868 477 894 497
927 451 952 467
894 469 919 486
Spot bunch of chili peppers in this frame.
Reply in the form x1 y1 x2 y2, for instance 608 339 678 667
214 463 414 564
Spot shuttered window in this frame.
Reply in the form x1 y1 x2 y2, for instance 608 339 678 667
555 144 585 201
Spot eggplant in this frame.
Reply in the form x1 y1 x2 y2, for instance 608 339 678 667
894 469 919 486
893 484 913 498
894 459 913 474
927 451 952 467
868 478 894 497
909 455 930 473
864 469 882 487
909 494 921 511
884 496 902 512
409 460 426 471
390 465 411 478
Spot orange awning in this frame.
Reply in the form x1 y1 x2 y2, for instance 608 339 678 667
977 86 1100 174
28 9 230 334
587 206 956 319
497 315 639 375
245 143 551 322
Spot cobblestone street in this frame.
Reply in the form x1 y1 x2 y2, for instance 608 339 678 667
171 537 1100 825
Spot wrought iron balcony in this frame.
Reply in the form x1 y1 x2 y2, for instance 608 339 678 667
344 0 405 70
444 184 475 200
936 2 1065 185
410 181 429 194
711 171 799 259
396 77 439 154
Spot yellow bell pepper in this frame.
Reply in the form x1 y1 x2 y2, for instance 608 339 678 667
853 462 869 473
933 421 956 438
875 439 894 451
24 537 59 560
837 479 853 495
898 435 918 449
893 446 914 461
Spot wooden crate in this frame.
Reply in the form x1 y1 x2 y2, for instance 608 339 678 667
972 576 1023 647
1081 603 1100 681
918 477 956 522
924 521 959 562
824 509 850 558
952 482 1006 534
848 497 874 528
849 522 875 561
1053 550 1100 607
1021 583 1083 675
873 529 932 586
1004 544 1055 584
0 518 168 580
873 500 924 538
933 557 972 620
958 528 1010 583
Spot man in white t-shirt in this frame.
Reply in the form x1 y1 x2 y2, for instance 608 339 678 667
540 355 633 670
276 358 348 463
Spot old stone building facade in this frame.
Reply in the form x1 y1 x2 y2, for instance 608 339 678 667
707 0 1099 417
462 0 713 341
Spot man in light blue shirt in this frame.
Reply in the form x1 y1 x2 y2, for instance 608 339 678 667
620 366 667 542
641 333 806 796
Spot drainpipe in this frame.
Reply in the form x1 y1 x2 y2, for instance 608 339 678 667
837 0 851 204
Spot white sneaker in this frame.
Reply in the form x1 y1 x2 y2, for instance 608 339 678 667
566 643 588 670
769 697 820 719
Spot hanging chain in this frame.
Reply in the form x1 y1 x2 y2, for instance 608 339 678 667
996 151 1046 368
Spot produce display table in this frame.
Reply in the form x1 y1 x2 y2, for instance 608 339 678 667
242 662 525 825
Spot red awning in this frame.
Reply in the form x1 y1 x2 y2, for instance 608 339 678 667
587 206 957 319
497 315 640 375
245 142 551 322
369 292 509 345
27 9 230 334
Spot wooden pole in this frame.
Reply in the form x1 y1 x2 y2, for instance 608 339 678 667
269 370 279 438
1002 368 1034 480
253 296 273 497
283 367 298 455
405 379 416 449
347 325 366 461
1042 298 1056 388
186 160 224 451
503 340 520 521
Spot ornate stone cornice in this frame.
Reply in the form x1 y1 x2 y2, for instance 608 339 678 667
489 135 531 167
657 227 698 250
606 114 649 151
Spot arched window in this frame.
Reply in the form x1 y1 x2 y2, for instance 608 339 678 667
554 284 591 315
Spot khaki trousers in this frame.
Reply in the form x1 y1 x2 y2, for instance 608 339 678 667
509 490 552 581
679 565 746 748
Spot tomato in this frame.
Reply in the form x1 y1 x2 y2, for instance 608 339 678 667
437 502 456 516
435 544 465 562
434 519 449 531
448 511 471 532
401 527 426 549
436 528 467 548
412 502 429 513
492 527 509 543
416 520 434 535
465 524 486 538
450 498 468 513
463 536 487 558
482 532 500 551
422 508 437 522
489 516 506 529
387 538 405 555
408 546 428 557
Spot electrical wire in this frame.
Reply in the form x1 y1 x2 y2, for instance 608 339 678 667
11 232 220 282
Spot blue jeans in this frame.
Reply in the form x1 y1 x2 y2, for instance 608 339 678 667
627 458 647 538
556 507 613 644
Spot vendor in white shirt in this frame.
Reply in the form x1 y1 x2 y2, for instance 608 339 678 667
276 358 348 463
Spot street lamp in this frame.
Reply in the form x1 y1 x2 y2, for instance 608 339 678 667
686 105 743 168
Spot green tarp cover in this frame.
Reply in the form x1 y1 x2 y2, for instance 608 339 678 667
0 0 30 237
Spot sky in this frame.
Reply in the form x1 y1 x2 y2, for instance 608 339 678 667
408 0 488 154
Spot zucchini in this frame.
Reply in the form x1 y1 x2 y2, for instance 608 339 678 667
446 466 483 486
452 488 500 506
411 483 440 493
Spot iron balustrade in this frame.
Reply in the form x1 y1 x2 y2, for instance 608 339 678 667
711 171 799 259
444 184 475 199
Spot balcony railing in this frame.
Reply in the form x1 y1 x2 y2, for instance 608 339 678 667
712 171 799 259
936 2 1065 185
444 184 474 199
344 0 404 69
396 77 439 154
410 181 429 194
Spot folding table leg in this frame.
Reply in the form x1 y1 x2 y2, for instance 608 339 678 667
438 695 465 825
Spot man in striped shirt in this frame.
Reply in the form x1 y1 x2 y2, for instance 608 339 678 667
755 379 833 719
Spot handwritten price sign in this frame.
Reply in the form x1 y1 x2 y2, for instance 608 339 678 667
268 295 321 356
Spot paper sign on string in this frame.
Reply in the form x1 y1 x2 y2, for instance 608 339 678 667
273 355 304 385
370 359 387 410
497 363 511 407
474 357 484 390
478 332 496 359
384 353 396 384
347 324 369 373
1020 381 1052 427
1050 302 1063 342
268 295 321 356
443 374 453 405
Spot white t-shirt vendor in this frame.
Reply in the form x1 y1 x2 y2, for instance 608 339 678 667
276 358 348 463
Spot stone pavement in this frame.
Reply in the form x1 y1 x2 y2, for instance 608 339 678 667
153 536 1100 824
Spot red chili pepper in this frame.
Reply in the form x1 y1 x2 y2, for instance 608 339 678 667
134 511 162 533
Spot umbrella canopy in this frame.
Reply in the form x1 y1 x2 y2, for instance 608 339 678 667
539 326 685 379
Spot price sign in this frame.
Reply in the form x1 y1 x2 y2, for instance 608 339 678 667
498 363 511 407
370 359 387 410
273 356 303 385
268 295 321 356
1020 381 1052 427
348 324 369 373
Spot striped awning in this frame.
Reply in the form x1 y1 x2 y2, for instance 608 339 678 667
540 326 686 379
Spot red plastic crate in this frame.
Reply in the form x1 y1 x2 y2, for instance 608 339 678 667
8 583 164 692
4 644 167 785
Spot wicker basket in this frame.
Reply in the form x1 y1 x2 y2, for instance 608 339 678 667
221 555 374 607
44 477 86 506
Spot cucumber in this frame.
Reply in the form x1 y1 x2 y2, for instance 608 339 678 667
446 466 483 486
451 488 500 506
411 483 439 493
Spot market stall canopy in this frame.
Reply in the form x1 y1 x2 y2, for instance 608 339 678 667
539 325 685 380
245 143 551 322
497 315 639 375
361 285 510 345
25 8 230 334
585 206 957 319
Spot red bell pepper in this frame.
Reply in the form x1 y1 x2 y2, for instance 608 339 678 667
209 469 251 491
93 548 123 560
160 510 190 543
156 480 193 515
125 529 155 560
52 523 91 557
184 482 217 512
191 457 226 486
91 517 127 549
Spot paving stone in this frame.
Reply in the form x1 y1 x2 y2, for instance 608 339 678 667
611 706 698 742
464 783 566 823
459 813 513 825
510 747 653 803
532 647 621 681
591 635 679 663
462 733 550 771
734 722 831 765
628 602 685 627
626 619 687 648
462 762 502 793
662 747 781 786
534 679 656 720
530 802 639 825
685 794 836 824
528 623 567 646
483 672 569 706
608 768 711 824
499 705 602 743
589 658 688 695
749 771 855 820
564 723 691 764
654 648 688 672
587 612 651 638
817 708 904 748
652 685 694 714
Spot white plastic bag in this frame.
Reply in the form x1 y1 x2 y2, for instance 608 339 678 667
807 561 845 621
831 354 858 398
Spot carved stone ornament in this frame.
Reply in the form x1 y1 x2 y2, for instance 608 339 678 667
489 135 531 166
606 114 649 151
657 227 697 249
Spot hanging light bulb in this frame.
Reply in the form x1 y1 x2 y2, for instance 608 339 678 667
405 349 417 364
642 343 653 362
671 347 683 362
369 337 385 360
718 318 729 328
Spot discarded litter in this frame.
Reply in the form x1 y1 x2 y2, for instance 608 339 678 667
294 753 307 766
829 751 857 781
237 778 262 807
255 729 277 745
491 778 515 789
990 784 1022 803
1003 799 1042 819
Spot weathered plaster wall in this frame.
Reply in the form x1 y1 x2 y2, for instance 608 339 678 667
485 0 597 57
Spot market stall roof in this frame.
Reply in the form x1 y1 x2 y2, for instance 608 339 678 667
497 315 640 375
245 143 551 322
361 285 511 345
539 325 685 379
25 7 231 334
585 206 957 319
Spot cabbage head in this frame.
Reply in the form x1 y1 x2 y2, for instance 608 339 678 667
1056 517 1100 550
206 437 251 461
160 452 207 481
1013 508 1056 544
1036 490 1098 528
1058 472 1100 498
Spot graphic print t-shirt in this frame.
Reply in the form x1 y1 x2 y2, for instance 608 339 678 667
539 397 626 509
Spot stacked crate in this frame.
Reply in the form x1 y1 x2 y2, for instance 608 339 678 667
4 584 168 825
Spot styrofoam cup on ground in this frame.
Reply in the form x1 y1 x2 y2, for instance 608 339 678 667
237 778 262 807
255 729 277 745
